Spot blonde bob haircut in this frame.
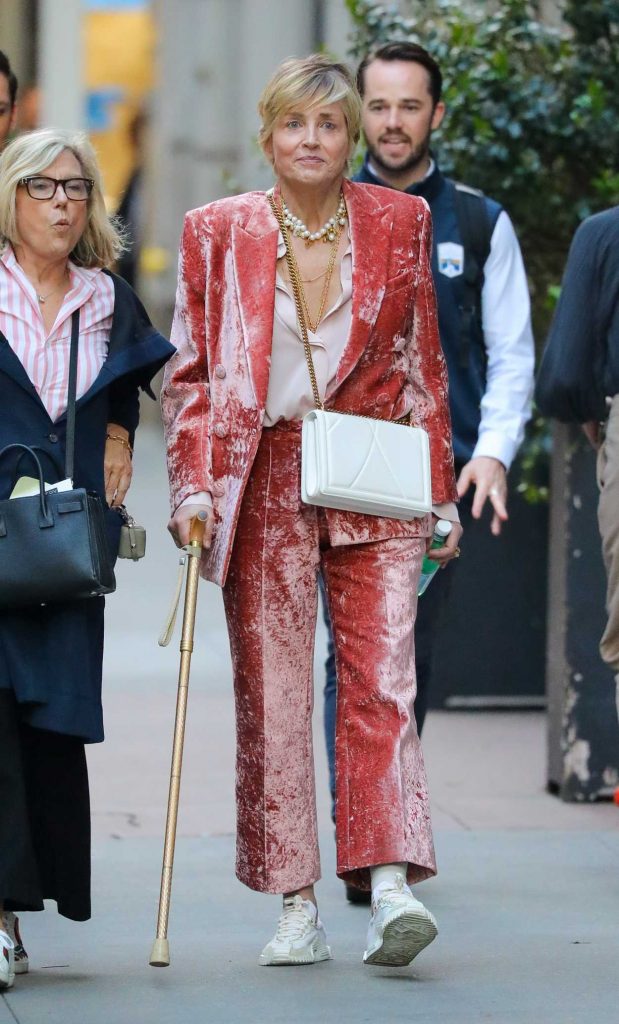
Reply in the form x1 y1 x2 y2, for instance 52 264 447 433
0 128 126 268
258 54 362 157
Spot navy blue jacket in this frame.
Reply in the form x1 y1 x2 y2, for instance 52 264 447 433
536 206 619 423
0 271 174 742
354 157 502 462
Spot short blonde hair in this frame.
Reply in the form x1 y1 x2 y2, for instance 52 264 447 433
258 54 361 156
0 128 126 268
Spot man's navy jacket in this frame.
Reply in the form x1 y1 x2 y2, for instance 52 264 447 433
354 157 502 463
536 206 619 423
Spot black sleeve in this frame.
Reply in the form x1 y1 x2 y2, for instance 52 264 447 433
535 219 608 423
107 373 141 441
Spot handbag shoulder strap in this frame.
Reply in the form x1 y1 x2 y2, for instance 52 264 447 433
65 309 80 482
267 191 323 411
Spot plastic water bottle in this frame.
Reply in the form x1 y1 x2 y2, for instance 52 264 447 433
418 520 453 596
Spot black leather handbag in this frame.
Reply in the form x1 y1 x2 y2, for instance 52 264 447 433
0 311 116 610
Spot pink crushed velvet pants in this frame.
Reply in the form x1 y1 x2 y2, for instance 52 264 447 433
222 422 436 894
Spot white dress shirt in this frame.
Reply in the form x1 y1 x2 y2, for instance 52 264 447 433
473 210 535 468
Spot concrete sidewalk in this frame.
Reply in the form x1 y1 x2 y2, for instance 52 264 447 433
2 423 617 1023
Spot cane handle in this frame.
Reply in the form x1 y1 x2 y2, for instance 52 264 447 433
190 510 208 547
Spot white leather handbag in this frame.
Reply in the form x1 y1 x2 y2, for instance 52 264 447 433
267 192 432 521
301 409 431 519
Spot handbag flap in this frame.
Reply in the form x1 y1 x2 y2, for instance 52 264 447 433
304 409 431 518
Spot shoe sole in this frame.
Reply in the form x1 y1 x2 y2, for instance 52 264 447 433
259 939 332 967
346 885 372 906
363 909 437 967
14 959 29 975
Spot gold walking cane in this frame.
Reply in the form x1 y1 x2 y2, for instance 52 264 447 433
150 511 207 967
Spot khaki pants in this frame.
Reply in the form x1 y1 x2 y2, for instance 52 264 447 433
597 395 619 716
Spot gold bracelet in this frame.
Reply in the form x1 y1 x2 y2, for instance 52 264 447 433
106 432 133 454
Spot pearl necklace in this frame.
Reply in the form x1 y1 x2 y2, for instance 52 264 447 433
282 194 347 245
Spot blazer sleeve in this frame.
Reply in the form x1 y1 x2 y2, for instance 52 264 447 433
161 211 213 512
410 202 458 504
535 218 608 423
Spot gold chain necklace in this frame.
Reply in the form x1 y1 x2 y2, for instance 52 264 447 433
284 225 342 333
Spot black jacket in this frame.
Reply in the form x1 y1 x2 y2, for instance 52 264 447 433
0 271 174 742
536 206 619 423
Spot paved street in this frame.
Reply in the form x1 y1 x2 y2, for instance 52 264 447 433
2 420 618 1024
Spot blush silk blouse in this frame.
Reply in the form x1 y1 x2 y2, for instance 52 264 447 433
183 228 458 523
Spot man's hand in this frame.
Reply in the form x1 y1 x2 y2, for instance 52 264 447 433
457 456 508 536
167 504 215 549
581 421 602 450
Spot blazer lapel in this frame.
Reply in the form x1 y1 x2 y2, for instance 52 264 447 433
231 196 279 411
331 178 394 392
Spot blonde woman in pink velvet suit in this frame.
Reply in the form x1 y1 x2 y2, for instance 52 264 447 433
162 55 462 971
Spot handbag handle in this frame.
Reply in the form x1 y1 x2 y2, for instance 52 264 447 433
14 444 64 481
0 443 53 525
267 191 324 411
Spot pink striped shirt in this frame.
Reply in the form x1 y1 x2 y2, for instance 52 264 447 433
0 246 114 423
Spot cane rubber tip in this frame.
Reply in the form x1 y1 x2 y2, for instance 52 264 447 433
149 938 170 967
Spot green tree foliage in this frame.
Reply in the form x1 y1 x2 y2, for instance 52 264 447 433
346 0 619 342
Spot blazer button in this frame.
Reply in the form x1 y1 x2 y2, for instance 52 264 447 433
394 337 406 352
48 432 59 443
214 364 226 379
214 423 228 439
376 393 389 406
212 481 225 498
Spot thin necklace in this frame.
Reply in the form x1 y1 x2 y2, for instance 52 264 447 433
284 222 343 332
33 271 70 304
282 267 330 284
282 193 347 246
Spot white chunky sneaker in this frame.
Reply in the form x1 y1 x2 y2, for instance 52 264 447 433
363 874 438 967
0 929 15 990
259 896 332 966
5 914 28 975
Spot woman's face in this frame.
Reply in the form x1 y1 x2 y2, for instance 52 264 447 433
265 100 351 190
14 149 89 264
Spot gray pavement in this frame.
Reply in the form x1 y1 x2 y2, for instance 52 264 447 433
3 421 618 1023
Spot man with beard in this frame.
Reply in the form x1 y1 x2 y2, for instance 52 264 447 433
321 42 534 902
0 52 17 150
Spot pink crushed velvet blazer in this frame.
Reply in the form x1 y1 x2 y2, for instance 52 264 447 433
162 179 457 587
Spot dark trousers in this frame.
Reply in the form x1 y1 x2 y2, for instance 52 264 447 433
0 690 91 921
323 484 472 806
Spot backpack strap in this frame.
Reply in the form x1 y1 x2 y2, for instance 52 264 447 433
453 182 494 369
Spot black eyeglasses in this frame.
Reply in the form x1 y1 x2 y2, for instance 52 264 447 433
19 176 94 201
